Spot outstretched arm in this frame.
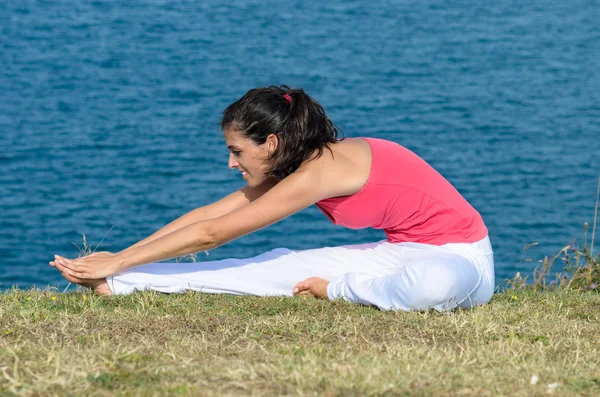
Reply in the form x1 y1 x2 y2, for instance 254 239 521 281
57 169 333 279
119 178 279 253
54 221 216 280
119 170 324 271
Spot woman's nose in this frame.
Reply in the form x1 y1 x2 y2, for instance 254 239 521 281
228 153 238 169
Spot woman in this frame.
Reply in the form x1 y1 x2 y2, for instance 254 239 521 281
51 85 495 312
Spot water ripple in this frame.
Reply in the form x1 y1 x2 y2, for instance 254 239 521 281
1 0 598 290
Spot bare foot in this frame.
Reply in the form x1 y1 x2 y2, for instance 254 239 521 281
84 278 112 296
50 260 112 295
293 277 330 299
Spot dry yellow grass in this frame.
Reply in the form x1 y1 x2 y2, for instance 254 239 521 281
1 287 599 396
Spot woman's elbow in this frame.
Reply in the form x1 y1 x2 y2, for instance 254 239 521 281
199 219 223 251
202 218 244 251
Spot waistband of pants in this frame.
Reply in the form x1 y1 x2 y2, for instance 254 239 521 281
440 235 494 257
469 235 494 256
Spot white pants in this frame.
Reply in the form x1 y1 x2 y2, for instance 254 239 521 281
107 236 495 312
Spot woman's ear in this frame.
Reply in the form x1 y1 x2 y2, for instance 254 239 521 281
266 134 279 153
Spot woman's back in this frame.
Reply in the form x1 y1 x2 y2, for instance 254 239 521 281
314 137 488 245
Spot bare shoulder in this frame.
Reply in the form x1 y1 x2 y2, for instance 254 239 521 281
297 138 372 198
207 139 372 245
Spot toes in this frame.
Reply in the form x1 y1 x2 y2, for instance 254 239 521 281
292 282 308 296
95 283 112 296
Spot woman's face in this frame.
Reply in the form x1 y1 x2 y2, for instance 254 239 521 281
223 128 277 187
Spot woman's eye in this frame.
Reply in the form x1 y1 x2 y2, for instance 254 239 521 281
232 150 241 156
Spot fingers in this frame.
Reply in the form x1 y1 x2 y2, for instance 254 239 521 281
51 255 93 280
54 260 70 275
54 259 89 279
62 271 84 284
52 255 70 269
48 256 65 268
54 261 85 284
54 256 80 273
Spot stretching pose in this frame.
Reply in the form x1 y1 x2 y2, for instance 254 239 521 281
51 86 495 311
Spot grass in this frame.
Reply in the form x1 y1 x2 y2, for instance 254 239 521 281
505 221 600 294
1 287 599 396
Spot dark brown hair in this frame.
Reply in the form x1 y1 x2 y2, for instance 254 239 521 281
221 85 343 180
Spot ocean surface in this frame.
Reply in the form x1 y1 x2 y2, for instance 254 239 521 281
1 0 598 292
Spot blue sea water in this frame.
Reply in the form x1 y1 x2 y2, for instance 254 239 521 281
0 0 598 292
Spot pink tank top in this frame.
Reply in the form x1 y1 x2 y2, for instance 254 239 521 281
315 138 488 245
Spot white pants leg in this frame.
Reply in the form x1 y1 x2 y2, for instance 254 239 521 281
107 236 495 312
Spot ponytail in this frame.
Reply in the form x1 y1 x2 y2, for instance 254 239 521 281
221 85 343 180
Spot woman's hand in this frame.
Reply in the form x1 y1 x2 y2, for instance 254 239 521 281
50 251 122 280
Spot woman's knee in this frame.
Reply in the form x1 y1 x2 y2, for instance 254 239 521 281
392 259 481 311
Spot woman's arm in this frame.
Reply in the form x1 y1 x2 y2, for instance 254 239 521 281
57 165 346 280
118 178 279 254
115 169 326 272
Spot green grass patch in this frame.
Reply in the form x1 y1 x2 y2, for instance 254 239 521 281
1 288 599 396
